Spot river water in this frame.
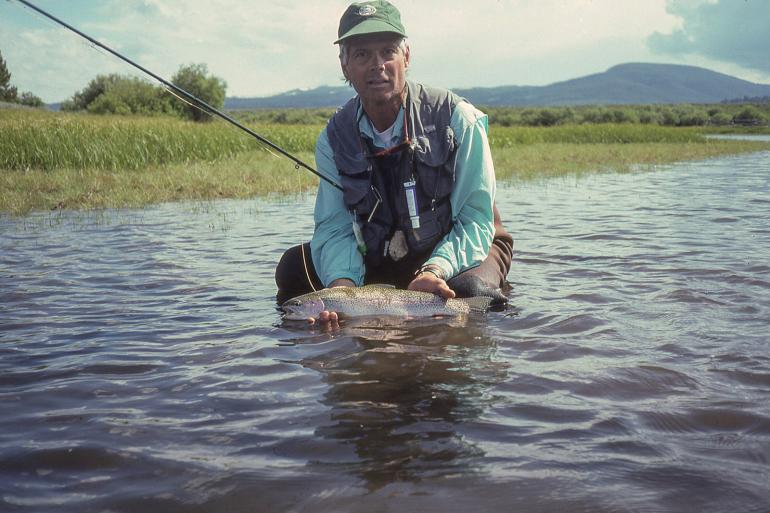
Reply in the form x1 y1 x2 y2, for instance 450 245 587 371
2 145 770 512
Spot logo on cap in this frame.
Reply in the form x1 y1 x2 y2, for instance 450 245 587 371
358 6 376 16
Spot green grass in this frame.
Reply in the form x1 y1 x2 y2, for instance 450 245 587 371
492 141 770 181
0 150 318 214
488 124 707 146
2 110 770 215
701 125 770 135
0 109 319 171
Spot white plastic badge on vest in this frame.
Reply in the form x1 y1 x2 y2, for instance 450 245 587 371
403 180 420 229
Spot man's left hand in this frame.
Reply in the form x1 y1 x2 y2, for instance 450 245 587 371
408 271 455 299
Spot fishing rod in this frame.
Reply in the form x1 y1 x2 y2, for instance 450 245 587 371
13 0 343 191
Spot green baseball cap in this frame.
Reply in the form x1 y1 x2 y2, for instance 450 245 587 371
335 1 407 44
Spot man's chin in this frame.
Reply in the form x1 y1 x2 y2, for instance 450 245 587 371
363 84 400 97
362 86 391 98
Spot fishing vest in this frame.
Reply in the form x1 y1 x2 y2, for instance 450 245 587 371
327 81 462 269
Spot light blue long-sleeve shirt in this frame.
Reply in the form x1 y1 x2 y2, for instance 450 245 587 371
310 98 496 287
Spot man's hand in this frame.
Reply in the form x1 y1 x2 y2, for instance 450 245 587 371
408 269 455 299
308 278 355 326
312 309 340 331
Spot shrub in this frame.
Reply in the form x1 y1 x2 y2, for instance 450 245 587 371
733 106 767 125
85 78 174 116
61 74 124 111
18 92 45 107
170 63 227 122
709 112 733 126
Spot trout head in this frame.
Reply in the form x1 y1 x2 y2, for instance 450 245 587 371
281 295 326 320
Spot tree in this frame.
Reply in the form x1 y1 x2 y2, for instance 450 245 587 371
170 63 227 122
60 74 123 111
19 91 44 108
86 77 174 115
0 50 19 102
60 74 174 115
58 64 226 120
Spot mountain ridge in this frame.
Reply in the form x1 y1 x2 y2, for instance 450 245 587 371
224 62 770 109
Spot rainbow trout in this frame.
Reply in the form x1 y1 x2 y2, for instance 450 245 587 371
281 285 492 320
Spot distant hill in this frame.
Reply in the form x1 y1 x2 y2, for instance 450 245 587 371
457 63 770 106
226 85 355 109
224 63 770 109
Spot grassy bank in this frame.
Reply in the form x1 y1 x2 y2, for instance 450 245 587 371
0 151 319 214
2 110 770 215
493 140 770 180
0 109 317 171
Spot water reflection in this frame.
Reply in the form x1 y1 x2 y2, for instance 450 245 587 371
282 318 507 491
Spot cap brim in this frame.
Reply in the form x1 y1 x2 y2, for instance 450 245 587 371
334 20 407 44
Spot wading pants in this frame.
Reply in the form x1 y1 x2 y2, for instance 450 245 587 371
275 206 514 305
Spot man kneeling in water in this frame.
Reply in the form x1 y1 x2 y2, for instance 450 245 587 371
275 0 513 322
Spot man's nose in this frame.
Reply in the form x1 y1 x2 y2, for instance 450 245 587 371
371 52 386 69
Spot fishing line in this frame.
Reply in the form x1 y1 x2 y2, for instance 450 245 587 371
11 0 344 192
300 244 318 292
161 85 214 120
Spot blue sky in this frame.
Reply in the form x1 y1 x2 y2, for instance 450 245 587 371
1 0 769 103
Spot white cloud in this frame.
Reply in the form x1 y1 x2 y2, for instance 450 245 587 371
86 0 351 95
1 24 136 102
400 0 681 88
648 0 770 79
2 0 762 103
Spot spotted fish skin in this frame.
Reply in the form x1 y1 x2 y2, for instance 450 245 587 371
281 285 492 320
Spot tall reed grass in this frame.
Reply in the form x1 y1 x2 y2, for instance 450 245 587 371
0 110 319 171
2 110 712 172
3 109 769 215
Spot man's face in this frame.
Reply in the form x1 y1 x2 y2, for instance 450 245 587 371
341 34 410 109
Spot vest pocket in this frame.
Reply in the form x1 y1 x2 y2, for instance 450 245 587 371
416 164 453 201
339 171 373 212
414 126 455 200
406 204 450 253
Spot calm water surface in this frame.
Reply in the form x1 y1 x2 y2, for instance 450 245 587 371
2 147 770 512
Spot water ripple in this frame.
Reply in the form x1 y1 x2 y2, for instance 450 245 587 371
3 150 770 512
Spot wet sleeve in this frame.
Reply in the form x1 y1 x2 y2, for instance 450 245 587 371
422 102 496 279
309 129 365 287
